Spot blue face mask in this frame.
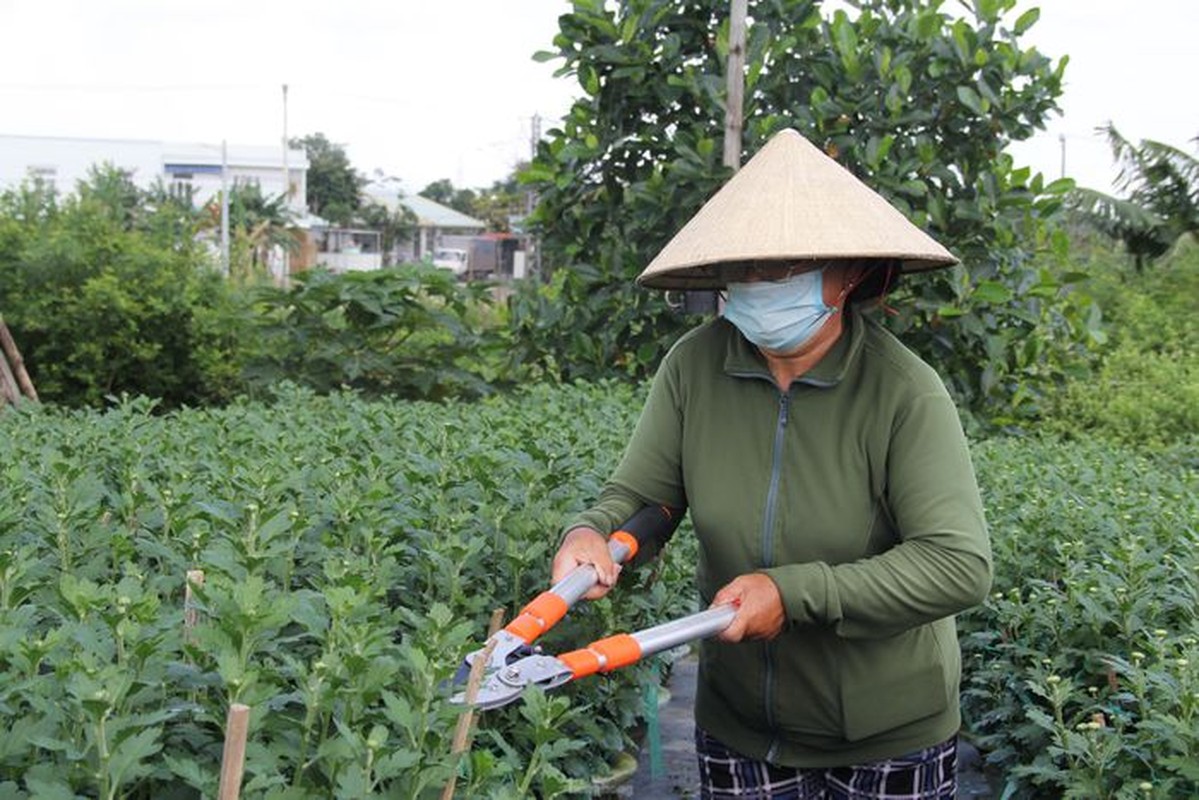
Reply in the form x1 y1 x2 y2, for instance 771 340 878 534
723 270 833 353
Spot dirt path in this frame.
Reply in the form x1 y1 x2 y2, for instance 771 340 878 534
614 655 997 799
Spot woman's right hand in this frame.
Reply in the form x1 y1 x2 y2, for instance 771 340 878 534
551 526 621 601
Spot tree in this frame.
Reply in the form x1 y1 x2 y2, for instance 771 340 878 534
205 182 302 282
470 168 530 232
358 201 417 266
291 133 364 226
1068 124 1199 271
0 167 248 406
516 0 1098 425
420 179 478 216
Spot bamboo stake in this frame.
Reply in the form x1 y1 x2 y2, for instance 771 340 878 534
0 350 17 406
0 316 37 402
441 607 506 800
184 570 205 640
723 0 747 171
217 703 251 800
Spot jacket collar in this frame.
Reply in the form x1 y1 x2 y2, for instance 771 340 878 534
722 306 866 389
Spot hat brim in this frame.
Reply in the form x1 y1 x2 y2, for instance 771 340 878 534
635 129 959 290
635 253 957 290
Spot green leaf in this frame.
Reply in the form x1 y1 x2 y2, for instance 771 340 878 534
1013 8 1040 35
976 0 1002 22
1042 178 1075 195
972 281 1013 304
956 86 986 115
23 776 78 800
831 11 861 78
106 727 163 790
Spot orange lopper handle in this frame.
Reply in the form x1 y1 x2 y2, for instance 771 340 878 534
504 591 570 644
501 505 684 645
557 634 643 679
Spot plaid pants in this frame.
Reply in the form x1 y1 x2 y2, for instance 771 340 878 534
695 728 958 799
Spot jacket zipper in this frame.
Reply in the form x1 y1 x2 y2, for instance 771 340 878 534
761 391 790 755
762 391 790 568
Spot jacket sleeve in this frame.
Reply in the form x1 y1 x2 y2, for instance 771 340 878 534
763 389 992 639
561 354 689 546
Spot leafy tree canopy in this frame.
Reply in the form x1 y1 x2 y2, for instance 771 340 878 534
420 179 479 216
515 0 1100 427
421 174 529 232
0 167 246 406
358 201 417 266
202 182 301 282
1068 124 1199 270
291 132 364 226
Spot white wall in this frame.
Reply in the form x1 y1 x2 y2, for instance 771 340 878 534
318 252 383 273
0 135 308 214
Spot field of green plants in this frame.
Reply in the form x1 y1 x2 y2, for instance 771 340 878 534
1 373 1195 798
0 383 698 798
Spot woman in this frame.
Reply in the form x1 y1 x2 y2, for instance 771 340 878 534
552 129 992 799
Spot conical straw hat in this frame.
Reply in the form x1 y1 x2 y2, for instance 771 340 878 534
636 128 958 289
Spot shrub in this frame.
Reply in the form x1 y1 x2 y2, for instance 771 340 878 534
0 170 251 408
0 383 698 797
961 435 1198 798
1040 240 1199 449
244 265 504 401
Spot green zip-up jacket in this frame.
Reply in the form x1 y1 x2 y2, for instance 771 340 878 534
566 307 992 767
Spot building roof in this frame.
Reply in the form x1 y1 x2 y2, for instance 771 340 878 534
0 133 308 171
363 182 485 229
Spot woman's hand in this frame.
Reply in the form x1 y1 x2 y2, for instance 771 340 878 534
551 527 621 601
713 573 786 642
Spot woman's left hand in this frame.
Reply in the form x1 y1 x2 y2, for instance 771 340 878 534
712 573 786 642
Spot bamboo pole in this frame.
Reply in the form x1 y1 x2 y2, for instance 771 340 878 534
184 570 205 641
0 315 37 402
217 703 252 800
441 607 506 800
0 349 17 406
723 0 748 171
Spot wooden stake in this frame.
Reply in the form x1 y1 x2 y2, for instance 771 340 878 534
217 703 251 800
0 350 17 406
441 607 506 800
723 0 747 172
184 570 205 636
0 316 37 402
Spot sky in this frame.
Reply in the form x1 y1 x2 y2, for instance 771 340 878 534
0 0 1195 196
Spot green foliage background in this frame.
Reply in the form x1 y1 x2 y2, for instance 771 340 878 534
0 170 250 407
244 264 501 402
1041 239 1198 450
0 384 701 798
515 0 1099 428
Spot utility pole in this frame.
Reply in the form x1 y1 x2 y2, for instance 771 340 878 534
282 83 290 202
280 83 290 283
529 113 542 281
221 140 230 277
1059 133 1066 180
723 0 747 171
685 0 746 315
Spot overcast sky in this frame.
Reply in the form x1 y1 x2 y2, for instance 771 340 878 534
1 1 1194 196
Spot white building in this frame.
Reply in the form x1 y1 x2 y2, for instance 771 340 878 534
363 181 487 264
0 133 308 215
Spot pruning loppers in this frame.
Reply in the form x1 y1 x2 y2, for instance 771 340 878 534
450 505 736 710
